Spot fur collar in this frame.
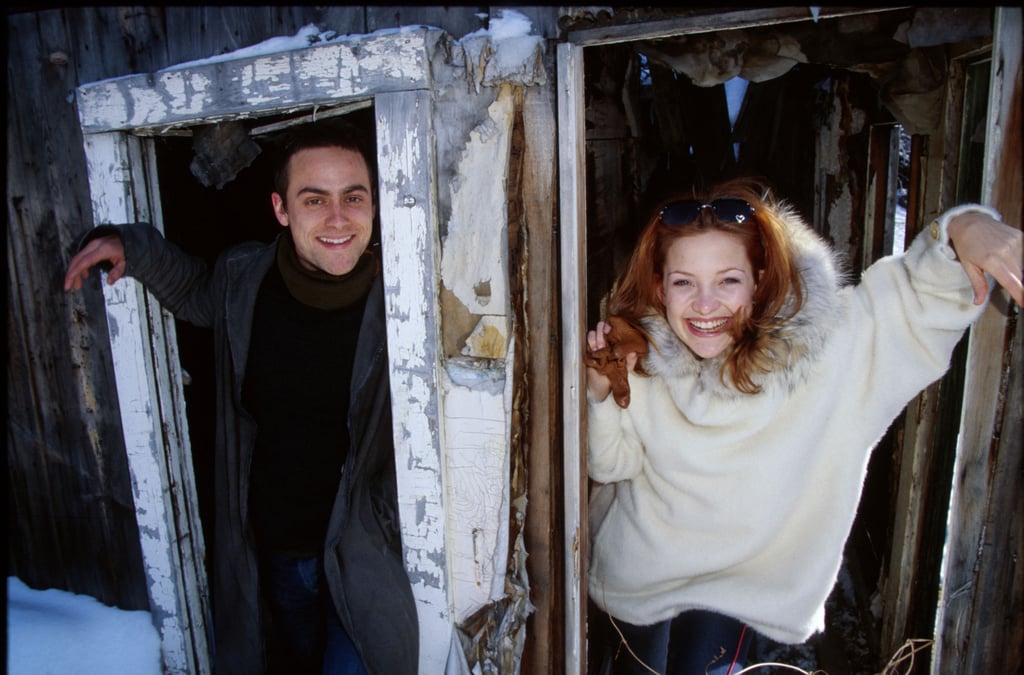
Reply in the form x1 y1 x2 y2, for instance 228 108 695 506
640 203 848 401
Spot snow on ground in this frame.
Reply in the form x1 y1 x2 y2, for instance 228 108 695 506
7 563 879 675
6 577 162 675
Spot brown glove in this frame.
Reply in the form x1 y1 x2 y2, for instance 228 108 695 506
583 316 649 408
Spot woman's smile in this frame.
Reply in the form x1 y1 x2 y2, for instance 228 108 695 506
687 317 731 334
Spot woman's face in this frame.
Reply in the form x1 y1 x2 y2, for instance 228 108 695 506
659 230 757 359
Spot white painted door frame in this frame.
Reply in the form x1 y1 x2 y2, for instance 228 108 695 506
76 28 452 675
556 39 589 675
556 9 903 674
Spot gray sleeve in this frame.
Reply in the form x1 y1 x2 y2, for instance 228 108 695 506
106 222 218 327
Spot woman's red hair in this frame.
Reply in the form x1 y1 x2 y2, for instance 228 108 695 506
608 178 805 394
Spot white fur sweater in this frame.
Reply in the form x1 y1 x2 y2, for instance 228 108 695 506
586 204 997 644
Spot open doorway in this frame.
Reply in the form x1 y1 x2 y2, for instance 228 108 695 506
582 50 887 675
152 107 377 571
76 28 455 672
561 7 987 674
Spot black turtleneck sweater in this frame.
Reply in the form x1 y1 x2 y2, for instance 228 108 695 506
242 237 373 556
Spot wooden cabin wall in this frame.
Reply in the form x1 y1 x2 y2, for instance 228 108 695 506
8 7 155 612
7 3 359 612
5 2 561 622
8 6 1020 675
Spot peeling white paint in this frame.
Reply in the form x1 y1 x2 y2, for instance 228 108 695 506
76 18 552 672
104 284 191 675
157 71 212 118
376 92 453 674
77 31 433 133
441 366 510 624
440 87 514 316
296 45 359 91
83 132 210 675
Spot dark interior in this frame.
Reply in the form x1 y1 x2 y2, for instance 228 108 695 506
580 25 915 675
153 107 376 570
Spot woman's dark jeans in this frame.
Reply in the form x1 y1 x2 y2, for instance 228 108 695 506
263 552 369 675
611 609 753 675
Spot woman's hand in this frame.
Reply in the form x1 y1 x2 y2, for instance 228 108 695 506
947 211 1023 306
586 320 639 403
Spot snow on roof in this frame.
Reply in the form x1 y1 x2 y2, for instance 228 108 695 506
164 8 537 72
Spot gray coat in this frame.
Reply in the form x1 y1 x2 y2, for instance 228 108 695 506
101 223 418 675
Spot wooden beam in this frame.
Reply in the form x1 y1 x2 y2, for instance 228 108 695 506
521 80 564 675
557 40 588 675
82 131 211 675
375 89 453 675
565 6 909 47
934 7 1023 674
76 29 436 134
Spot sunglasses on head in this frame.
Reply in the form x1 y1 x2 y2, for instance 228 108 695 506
659 198 754 227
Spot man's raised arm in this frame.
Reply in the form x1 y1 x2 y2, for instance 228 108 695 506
63 234 125 292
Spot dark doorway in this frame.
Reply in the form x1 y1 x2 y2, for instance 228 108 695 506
581 31 897 675
152 107 376 572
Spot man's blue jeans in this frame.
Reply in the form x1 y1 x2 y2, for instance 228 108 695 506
610 609 753 675
264 552 369 675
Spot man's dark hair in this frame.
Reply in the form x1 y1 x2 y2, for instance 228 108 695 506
272 121 377 201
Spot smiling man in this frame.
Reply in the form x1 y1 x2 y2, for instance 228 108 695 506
64 123 418 675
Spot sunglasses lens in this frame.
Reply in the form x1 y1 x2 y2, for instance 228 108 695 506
660 200 703 226
710 199 753 223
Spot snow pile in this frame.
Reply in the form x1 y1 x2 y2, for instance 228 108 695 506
7 577 162 675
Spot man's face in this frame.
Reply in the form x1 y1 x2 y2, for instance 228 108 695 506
271 146 375 276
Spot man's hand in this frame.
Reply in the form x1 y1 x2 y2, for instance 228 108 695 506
947 211 1023 306
63 235 126 291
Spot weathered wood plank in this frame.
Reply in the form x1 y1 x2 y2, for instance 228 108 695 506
82 131 210 675
76 28 435 134
935 7 1023 674
521 78 563 675
374 89 452 675
565 6 900 47
366 5 484 38
5 7 149 611
557 40 588 675
161 7 367 68
66 7 171 83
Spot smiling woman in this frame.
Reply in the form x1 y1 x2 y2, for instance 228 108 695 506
582 176 1021 675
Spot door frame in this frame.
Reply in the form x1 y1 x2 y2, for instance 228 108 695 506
554 7 1016 673
76 27 452 675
